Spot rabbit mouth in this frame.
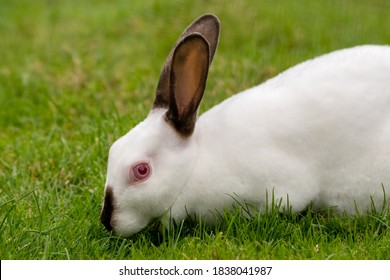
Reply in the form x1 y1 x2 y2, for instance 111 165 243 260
127 218 162 241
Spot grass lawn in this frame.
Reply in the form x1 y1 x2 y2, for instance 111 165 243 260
1 0 390 260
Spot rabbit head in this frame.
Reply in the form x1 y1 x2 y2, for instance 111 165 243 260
100 14 220 237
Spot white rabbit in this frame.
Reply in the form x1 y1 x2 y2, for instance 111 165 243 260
100 14 390 237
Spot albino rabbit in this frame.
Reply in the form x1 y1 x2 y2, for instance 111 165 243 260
100 14 390 237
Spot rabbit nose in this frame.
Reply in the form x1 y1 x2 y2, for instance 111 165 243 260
100 187 114 231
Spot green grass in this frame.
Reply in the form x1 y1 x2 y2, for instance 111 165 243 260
1 0 390 260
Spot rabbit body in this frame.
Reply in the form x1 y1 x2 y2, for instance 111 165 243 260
101 14 390 237
172 45 390 225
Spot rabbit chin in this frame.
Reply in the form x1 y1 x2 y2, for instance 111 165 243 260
111 213 153 237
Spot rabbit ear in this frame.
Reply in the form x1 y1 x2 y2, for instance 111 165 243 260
153 14 220 110
165 34 209 136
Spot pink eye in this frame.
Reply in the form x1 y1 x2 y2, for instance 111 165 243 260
130 162 151 182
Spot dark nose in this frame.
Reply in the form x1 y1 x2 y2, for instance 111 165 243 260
100 187 114 231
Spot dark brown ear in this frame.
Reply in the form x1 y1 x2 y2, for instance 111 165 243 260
165 34 209 136
153 14 220 110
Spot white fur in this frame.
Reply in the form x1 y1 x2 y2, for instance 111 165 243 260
102 18 390 237
174 45 390 224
